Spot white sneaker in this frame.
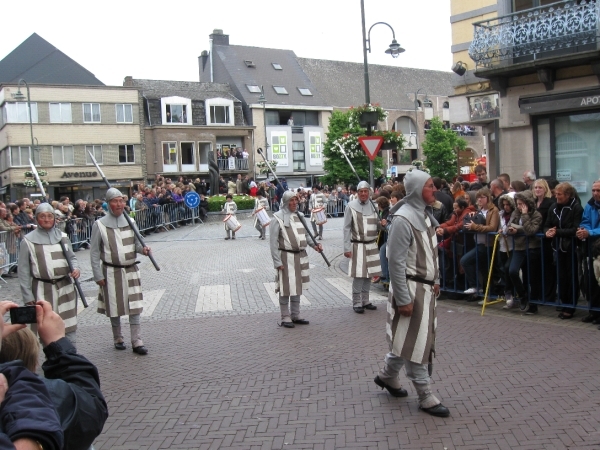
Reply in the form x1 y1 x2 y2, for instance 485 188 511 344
477 299 485 305
464 287 478 295
502 299 519 310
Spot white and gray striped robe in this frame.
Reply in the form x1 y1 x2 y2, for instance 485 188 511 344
348 208 382 278
387 216 438 365
271 214 310 296
21 236 77 333
223 201 238 231
309 193 327 223
253 197 270 228
94 221 144 317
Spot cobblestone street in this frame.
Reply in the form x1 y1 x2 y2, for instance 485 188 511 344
3 216 600 449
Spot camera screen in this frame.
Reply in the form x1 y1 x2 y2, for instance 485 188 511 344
10 306 37 324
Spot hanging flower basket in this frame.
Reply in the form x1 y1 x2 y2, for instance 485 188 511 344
349 104 388 128
359 111 379 127
256 160 278 175
381 142 397 151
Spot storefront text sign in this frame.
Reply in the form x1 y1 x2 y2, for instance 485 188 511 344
60 171 98 179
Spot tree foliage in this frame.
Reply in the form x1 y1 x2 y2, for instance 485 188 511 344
321 110 384 187
421 117 467 180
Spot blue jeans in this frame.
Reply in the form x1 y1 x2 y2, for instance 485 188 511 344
379 242 389 282
460 244 489 290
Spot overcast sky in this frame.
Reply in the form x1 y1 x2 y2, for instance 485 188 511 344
0 0 453 87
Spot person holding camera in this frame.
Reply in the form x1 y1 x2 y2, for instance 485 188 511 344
18 203 80 345
91 188 151 355
460 188 499 297
1 300 108 450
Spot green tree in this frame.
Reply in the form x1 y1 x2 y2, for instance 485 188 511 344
321 110 385 187
421 116 467 180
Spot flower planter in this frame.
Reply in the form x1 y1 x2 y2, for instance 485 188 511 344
359 111 379 127
381 142 397 151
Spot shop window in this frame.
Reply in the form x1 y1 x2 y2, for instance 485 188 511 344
49 103 72 123
162 142 178 171
10 146 39 166
116 104 133 123
85 145 103 164
83 103 101 123
181 142 195 170
52 146 74 166
119 145 135 163
4 102 38 123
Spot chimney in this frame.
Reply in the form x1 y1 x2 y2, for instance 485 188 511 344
199 51 210 82
209 29 229 46
123 76 133 87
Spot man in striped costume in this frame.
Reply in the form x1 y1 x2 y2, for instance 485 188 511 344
270 191 323 328
374 169 450 417
90 188 151 355
343 181 382 313
18 203 80 345
253 190 270 240
309 186 327 240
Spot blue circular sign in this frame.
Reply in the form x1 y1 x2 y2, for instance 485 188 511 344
184 192 200 208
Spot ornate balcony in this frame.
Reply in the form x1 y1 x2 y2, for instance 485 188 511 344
469 0 599 73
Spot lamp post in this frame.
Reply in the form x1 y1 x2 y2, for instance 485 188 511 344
258 86 269 177
361 0 404 186
11 78 36 162
413 88 430 161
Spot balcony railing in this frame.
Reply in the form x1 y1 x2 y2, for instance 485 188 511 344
469 0 599 70
217 158 249 171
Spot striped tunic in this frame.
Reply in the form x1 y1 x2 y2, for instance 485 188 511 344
310 193 327 222
23 237 77 333
272 214 310 296
348 208 382 278
386 216 438 365
94 221 144 317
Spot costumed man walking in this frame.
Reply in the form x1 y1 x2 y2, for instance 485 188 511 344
270 191 323 328
18 203 80 345
253 189 270 240
309 186 327 240
343 181 382 313
374 169 450 417
90 188 151 355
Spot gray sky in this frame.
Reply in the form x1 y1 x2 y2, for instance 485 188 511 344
0 0 453 87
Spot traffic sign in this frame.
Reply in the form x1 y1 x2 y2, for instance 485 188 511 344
184 191 200 208
358 136 384 161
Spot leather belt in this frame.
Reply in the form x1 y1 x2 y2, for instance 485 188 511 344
279 249 302 254
33 276 68 285
103 261 140 268
406 274 435 286
351 239 376 244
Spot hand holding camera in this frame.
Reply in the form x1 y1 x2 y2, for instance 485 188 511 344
6 300 65 346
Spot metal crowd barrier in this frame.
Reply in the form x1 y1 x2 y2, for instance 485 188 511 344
130 203 203 232
438 230 600 314
0 231 19 282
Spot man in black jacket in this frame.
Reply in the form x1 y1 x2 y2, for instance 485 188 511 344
0 300 108 450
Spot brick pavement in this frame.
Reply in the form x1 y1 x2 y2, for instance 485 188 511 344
2 216 600 449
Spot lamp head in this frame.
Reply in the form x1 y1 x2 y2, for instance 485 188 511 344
11 89 26 101
451 61 467 76
385 39 404 58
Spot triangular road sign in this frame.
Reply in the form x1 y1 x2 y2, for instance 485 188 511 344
358 136 384 161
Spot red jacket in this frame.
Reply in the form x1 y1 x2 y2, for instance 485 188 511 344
439 205 476 237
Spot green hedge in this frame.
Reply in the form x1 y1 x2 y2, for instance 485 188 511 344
207 195 256 212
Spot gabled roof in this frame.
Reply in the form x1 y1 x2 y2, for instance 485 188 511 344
212 45 329 107
0 33 104 86
129 79 241 102
297 58 455 110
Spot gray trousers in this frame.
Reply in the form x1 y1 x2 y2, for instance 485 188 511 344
352 277 371 307
279 295 300 322
110 313 143 347
254 221 265 237
311 222 323 237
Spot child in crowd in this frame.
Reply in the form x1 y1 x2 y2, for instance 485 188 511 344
222 194 238 240
253 189 270 240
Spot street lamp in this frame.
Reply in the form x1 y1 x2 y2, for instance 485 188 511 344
258 86 269 177
413 88 430 161
11 79 36 163
361 0 404 186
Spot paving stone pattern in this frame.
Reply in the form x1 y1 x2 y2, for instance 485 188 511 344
2 217 600 449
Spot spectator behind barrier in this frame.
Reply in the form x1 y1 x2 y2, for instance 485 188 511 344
497 195 517 309
0 300 108 450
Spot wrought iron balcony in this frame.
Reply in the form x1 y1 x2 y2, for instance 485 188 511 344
469 0 599 71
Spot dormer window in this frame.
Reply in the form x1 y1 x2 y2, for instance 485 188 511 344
244 60 255 68
272 63 282 70
161 96 193 125
273 86 288 95
205 98 234 126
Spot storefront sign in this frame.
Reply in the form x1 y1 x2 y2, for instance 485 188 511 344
556 169 571 181
60 171 98 179
520 88 600 114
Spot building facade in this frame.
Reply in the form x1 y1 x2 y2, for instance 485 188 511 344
124 78 253 183
0 84 145 201
450 0 600 194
